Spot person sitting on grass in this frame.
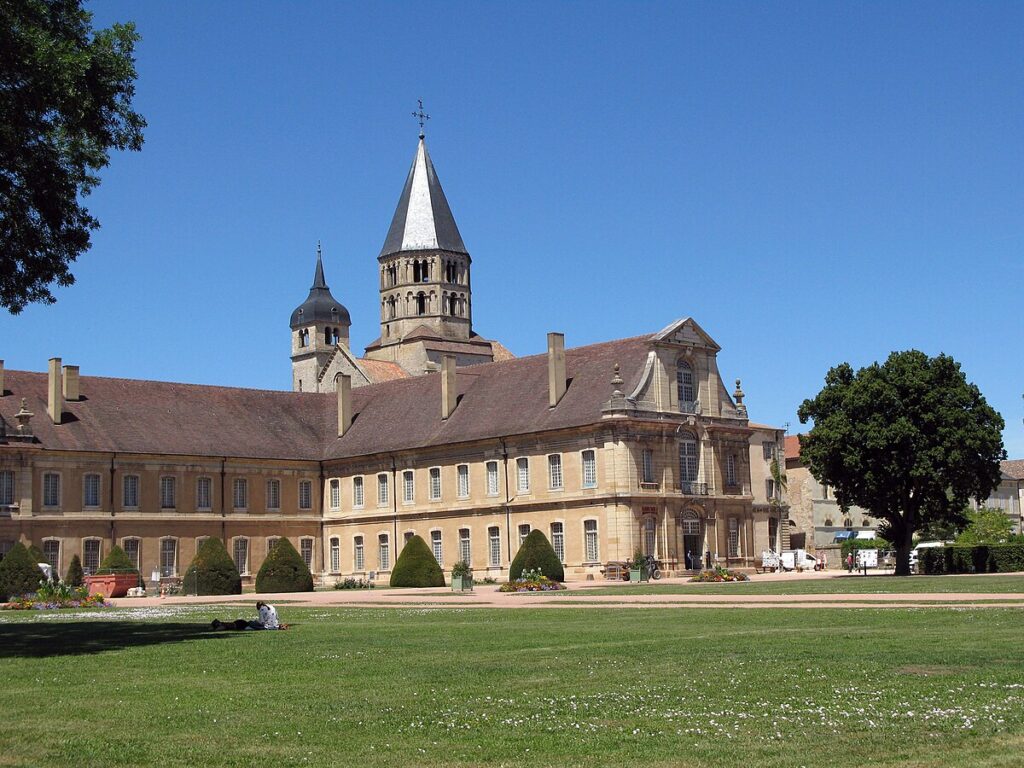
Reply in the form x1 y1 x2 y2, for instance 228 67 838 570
211 601 286 631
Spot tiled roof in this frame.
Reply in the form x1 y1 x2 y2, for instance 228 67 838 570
357 359 409 383
784 434 802 460
489 340 515 362
1001 459 1024 480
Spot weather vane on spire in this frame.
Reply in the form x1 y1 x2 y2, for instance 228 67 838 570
412 99 430 137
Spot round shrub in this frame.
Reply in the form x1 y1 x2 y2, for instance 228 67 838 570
96 544 138 575
509 529 564 582
0 543 45 601
389 535 444 587
182 537 241 595
65 554 85 587
256 537 313 593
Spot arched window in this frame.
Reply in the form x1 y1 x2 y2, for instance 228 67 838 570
387 296 397 319
677 361 695 410
449 294 458 316
680 510 701 536
416 292 427 315
678 433 699 488
325 327 332 345
413 261 422 282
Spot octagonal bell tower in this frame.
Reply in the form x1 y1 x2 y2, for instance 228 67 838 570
290 243 351 392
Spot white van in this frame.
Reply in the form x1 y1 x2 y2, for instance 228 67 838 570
909 541 944 572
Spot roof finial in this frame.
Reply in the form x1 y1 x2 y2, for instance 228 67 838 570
412 98 430 139
611 363 624 398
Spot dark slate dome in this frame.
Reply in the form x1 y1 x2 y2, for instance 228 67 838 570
290 248 351 330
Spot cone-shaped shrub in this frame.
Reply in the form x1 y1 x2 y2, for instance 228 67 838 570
390 534 444 587
509 529 564 582
182 538 241 595
96 544 138 575
0 543 45 601
256 537 313 593
65 554 85 587
27 544 46 565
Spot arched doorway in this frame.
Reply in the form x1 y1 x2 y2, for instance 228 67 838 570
679 510 702 570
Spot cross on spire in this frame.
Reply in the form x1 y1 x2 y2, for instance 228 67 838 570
412 99 430 138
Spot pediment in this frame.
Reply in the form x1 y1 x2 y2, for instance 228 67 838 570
650 317 721 351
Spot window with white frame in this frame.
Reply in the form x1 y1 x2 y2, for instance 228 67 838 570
298 479 313 510
329 479 340 509
300 537 314 569
377 473 389 505
196 476 212 510
486 461 499 495
584 519 599 562
266 479 281 510
488 526 501 567
457 464 469 498
728 517 740 557
678 436 698 484
267 537 280 556
459 528 471 563
122 474 139 509
404 530 414 545
677 360 695 406
123 538 141 570
431 530 443 564
582 449 597 488
518 523 531 547
516 458 530 493
43 472 60 507
725 454 737 486
160 539 178 577
643 515 656 556
0 470 14 506
83 538 101 574
429 468 441 500
329 537 340 572
160 476 176 509
762 441 776 461
233 478 248 510
43 539 60 572
403 470 414 503
548 455 563 490
353 476 364 508
354 535 365 570
551 522 564 562
765 478 776 500
82 473 101 509
233 538 249 574
641 449 654 484
378 534 390 570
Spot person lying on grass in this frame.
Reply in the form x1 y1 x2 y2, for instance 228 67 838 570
211 601 288 630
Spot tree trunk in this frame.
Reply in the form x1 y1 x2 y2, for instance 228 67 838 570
893 525 914 576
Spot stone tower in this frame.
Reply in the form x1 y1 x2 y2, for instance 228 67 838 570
290 244 351 392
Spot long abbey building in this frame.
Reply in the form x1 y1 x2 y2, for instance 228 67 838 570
0 134 788 584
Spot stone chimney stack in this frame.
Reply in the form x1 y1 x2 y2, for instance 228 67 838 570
547 332 567 407
47 357 63 424
63 365 80 401
441 355 457 420
337 374 352 437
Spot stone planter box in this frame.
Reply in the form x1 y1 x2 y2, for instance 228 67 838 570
84 572 138 599
629 568 648 583
451 575 474 592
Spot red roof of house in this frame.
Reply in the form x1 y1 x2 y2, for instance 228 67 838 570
784 434 802 460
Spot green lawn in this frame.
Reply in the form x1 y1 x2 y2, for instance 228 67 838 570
562 573 1024 596
1 605 1022 767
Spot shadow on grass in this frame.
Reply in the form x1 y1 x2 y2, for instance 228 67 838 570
0 621 239 658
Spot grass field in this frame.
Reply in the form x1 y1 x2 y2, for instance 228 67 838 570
1 604 1022 767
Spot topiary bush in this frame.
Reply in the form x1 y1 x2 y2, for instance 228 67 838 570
389 534 444 587
509 529 564 582
256 537 314 593
27 544 46 565
182 537 241 595
920 544 1024 575
65 554 85 587
0 543 45 601
96 544 138 575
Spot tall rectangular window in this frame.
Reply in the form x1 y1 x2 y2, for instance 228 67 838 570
582 449 597 488
160 476 176 509
457 465 469 498
551 522 564 562
518 523 531 547
83 474 101 508
429 468 441 500
300 538 314 569
766 479 776 500
378 534 390 570
266 479 281 510
160 539 177 577
516 458 530 493
584 520 599 562
728 517 740 557
196 477 212 510
354 535 365 570
548 455 563 490
353 477 364 507
641 449 654 484
329 537 340 572
643 515 656 556
486 461 499 496
762 441 776 461
123 538 141 570
377 473 389 505
233 538 249 574
725 455 737 486
298 480 313 510
431 530 443 564
83 539 101 574
123 475 140 508
488 526 501 567
233 478 248 510
0 470 13 506
459 528 471 564
43 473 60 507
403 470 414 502
679 438 698 484
43 539 60 572
329 479 340 509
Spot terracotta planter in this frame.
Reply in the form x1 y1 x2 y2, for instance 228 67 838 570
84 572 139 599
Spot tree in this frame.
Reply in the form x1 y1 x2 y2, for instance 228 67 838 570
389 535 444 588
0 542 44 600
798 350 1005 575
65 554 84 587
509 529 564 582
956 507 1014 546
182 538 241 596
96 544 137 574
0 0 145 313
255 538 313 593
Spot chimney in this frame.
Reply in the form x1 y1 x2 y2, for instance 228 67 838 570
47 357 63 424
547 332 567 407
62 365 80 401
0 359 4 396
337 374 352 437
441 355 457 419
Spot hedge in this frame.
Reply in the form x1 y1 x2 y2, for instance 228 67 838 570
182 538 242 595
509 529 564 582
256 538 314 593
0 543 45 601
390 535 445 587
839 538 890 560
919 544 1024 575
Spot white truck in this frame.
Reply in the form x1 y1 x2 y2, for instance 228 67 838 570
780 549 818 571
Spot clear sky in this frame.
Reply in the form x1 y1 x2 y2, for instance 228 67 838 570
2 1 1022 456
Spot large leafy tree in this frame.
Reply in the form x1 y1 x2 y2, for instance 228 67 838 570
0 0 145 313
798 351 1005 575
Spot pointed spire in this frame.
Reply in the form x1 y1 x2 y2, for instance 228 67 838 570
290 242 351 330
312 240 327 289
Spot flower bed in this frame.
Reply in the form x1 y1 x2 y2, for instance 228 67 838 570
498 568 566 593
689 567 750 583
3 583 111 610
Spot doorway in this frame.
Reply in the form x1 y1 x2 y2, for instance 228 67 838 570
680 510 701 570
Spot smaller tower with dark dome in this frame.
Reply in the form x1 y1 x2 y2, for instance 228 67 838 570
290 243 351 392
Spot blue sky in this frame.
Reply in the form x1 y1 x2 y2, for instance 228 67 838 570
2 1 1022 456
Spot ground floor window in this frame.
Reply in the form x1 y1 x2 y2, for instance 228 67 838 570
300 537 314 569
123 538 141 570
431 530 443 565
378 534 390 571
551 522 564 562
329 537 340 573
518 523 531 547
233 538 249 575
354 536 365 571
160 539 177 577
642 514 656 556
458 529 471 564
584 520 599 562
728 517 740 558
488 526 501 567
83 539 101 575
43 539 61 572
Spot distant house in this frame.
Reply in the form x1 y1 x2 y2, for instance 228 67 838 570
970 460 1024 534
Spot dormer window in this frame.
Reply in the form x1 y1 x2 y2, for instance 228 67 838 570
677 361 695 411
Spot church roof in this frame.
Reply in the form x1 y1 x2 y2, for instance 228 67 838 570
290 246 351 330
379 137 468 258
